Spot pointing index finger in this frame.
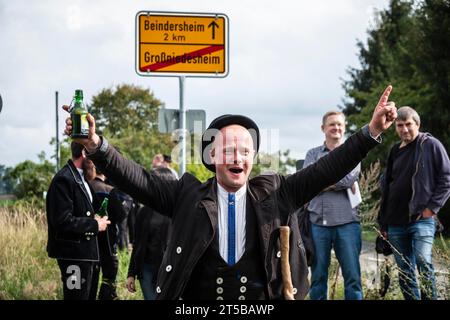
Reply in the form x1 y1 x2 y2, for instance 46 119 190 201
378 85 393 106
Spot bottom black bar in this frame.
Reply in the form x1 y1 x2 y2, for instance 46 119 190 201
0 300 440 319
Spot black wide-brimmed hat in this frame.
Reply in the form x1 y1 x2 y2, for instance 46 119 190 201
201 114 260 172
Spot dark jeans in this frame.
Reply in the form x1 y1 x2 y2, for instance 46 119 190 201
57 259 99 300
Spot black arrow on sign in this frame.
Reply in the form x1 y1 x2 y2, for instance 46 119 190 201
208 21 219 40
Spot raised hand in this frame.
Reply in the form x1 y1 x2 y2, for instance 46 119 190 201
63 105 101 152
368 85 397 137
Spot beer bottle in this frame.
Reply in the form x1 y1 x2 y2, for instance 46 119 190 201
97 197 109 217
70 89 89 138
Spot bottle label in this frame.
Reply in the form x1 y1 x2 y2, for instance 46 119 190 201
80 114 89 135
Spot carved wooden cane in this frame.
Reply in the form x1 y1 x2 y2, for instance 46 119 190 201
279 226 294 300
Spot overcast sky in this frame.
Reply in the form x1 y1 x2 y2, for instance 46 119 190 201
0 0 388 169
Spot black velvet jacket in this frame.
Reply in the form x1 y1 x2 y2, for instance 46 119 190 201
89 125 379 299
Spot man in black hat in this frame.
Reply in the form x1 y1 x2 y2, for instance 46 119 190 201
63 85 397 300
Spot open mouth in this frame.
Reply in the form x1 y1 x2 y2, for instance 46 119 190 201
229 167 244 174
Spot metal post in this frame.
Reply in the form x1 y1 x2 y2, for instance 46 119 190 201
55 91 60 172
179 76 186 175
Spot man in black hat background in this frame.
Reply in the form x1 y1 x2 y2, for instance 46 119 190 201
63 85 397 300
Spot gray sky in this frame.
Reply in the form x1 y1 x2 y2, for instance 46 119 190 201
0 0 388 169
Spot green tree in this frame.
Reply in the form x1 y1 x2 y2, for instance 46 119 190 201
89 84 162 137
342 0 420 167
414 0 450 233
341 0 450 229
6 152 55 199
413 0 450 150
341 0 450 166
107 126 174 169
88 84 174 168
50 137 71 170
342 0 416 119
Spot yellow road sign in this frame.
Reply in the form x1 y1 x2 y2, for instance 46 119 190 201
135 12 229 77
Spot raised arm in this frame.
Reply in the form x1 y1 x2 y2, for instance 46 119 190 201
63 106 178 216
285 85 397 208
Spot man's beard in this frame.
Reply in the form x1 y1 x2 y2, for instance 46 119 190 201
82 158 96 181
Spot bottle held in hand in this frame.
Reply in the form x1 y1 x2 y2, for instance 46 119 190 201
70 89 89 138
97 197 109 218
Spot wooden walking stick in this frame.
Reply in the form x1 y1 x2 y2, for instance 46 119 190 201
280 226 295 300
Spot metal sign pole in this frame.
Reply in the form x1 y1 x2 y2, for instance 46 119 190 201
55 91 60 172
179 76 186 175
136 11 229 176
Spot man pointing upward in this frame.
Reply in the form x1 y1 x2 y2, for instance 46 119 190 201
63 85 396 300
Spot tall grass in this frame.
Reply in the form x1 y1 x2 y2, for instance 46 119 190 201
1 200 448 300
0 203 143 300
0 204 61 299
320 162 450 300
324 242 449 300
115 249 144 300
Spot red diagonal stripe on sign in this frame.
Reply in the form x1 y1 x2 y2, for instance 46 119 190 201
140 45 224 72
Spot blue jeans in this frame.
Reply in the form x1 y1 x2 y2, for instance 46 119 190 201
139 263 157 300
309 222 362 300
388 217 437 300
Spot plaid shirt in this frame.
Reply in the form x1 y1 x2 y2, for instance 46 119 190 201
303 143 361 227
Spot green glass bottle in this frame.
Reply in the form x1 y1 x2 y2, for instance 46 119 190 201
70 89 89 138
97 197 109 217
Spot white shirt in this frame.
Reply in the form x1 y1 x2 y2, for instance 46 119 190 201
77 168 93 203
217 183 247 263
